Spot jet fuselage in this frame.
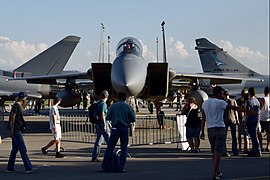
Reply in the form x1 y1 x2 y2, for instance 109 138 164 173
111 37 147 96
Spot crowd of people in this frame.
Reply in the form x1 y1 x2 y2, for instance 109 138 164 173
2 86 269 178
183 86 269 180
4 90 136 173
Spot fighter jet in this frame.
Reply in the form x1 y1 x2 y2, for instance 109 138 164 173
11 22 265 107
8 35 252 108
1 35 80 106
195 38 269 97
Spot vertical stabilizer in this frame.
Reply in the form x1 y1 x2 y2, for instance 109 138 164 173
15 35 80 76
195 38 259 77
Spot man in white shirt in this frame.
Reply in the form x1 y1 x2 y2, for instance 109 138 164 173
201 86 227 180
201 86 248 180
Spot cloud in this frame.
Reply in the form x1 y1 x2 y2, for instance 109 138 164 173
220 40 269 74
220 40 267 59
139 37 199 72
167 37 189 59
139 37 190 63
0 36 47 70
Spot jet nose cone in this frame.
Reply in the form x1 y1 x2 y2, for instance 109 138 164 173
115 75 139 96
111 54 147 96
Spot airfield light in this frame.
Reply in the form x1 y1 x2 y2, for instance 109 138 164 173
161 21 167 63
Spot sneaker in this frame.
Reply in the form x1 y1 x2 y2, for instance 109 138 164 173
91 158 100 162
192 149 199 153
217 171 223 178
222 152 230 157
212 175 221 180
55 152 66 158
212 171 222 180
25 167 38 174
6 169 19 173
41 147 48 155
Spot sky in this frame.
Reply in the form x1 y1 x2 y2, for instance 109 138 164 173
0 0 269 75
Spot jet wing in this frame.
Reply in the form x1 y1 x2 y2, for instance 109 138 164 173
7 70 92 85
26 92 42 98
0 90 13 96
0 90 42 98
174 73 242 84
174 73 263 85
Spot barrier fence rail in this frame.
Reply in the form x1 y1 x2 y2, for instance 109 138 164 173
61 114 188 148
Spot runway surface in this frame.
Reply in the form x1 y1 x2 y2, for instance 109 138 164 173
0 108 269 180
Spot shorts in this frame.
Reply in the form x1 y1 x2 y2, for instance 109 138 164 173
51 125 62 140
207 127 226 155
260 121 270 133
186 127 201 139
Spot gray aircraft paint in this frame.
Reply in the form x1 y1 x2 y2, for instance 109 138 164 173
111 37 147 96
195 38 269 97
0 36 80 104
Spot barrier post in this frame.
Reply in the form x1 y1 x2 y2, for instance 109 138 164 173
176 114 189 150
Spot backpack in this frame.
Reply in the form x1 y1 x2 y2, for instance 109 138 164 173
110 151 120 171
102 150 120 172
88 102 100 124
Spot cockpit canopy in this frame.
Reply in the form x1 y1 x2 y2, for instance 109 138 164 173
116 37 143 57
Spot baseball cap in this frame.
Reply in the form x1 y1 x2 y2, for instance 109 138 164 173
53 96 62 102
17 92 27 99
101 90 109 98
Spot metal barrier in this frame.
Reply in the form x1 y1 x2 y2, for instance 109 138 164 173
61 114 187 146
0 106 5 143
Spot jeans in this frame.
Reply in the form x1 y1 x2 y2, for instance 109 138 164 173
225 121 238 155
246 119 261 155
102 124 129 171
7 130 32 171
92 121 110 160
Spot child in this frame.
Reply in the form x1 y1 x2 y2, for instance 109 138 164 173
41 96 65 158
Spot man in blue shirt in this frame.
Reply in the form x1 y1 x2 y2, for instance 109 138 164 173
102 92 136 172
91 90 110 162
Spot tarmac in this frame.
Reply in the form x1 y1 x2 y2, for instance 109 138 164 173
0 108 269 180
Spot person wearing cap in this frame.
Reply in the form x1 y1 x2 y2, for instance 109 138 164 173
91 90 110 162
7 92 33 173
41 96 65 158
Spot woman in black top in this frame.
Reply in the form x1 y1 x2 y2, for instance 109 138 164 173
182 97 201 153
